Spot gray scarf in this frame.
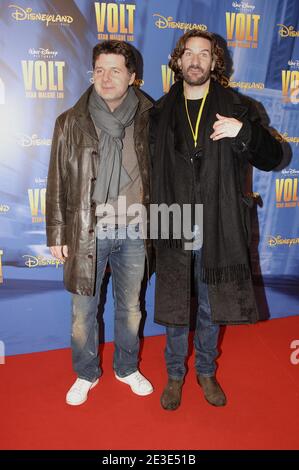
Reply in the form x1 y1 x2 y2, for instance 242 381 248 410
89 85 139 203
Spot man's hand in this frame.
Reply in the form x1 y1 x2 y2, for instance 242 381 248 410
50 245 68 262
210 113 243 141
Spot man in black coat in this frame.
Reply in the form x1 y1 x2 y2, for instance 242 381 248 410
151 30 282 410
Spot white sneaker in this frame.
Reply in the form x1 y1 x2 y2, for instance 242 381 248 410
115 370 153 396
66 378 99 406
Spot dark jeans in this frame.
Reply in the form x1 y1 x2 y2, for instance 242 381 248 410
71 224 145 382
165 248 220 379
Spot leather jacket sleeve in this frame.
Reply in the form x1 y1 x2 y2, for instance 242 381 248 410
46 116 68 247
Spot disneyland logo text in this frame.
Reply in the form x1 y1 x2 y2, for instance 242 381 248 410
8 4 73 27
277 24 299 38
92 197 203 250
153 14 207 31
0 250 3 284
268 236 299 247
16 134 52 147
23 255 63 268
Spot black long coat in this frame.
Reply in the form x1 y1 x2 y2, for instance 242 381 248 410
151 80 282 327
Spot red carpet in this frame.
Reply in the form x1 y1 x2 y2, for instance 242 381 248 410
1 316 299 450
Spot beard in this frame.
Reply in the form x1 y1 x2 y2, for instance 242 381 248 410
182 65 211 86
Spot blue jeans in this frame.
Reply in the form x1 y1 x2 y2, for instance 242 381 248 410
71 224 145 382
165 248 220 379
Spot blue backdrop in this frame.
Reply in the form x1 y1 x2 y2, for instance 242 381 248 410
0 0 298 356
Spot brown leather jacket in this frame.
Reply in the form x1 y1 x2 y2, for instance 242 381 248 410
46 85 153 296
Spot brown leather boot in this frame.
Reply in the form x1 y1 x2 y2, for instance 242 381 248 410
160 378 184 410
197 375 227 407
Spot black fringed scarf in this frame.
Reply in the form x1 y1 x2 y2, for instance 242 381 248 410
152 79 252 286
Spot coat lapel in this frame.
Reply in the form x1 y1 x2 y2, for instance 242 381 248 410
73 86 99 142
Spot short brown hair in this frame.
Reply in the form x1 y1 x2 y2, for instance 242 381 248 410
169 30 225 83
92 40 136 73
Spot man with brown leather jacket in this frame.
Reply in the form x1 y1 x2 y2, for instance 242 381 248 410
151 30 283 411
46 40 153 406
